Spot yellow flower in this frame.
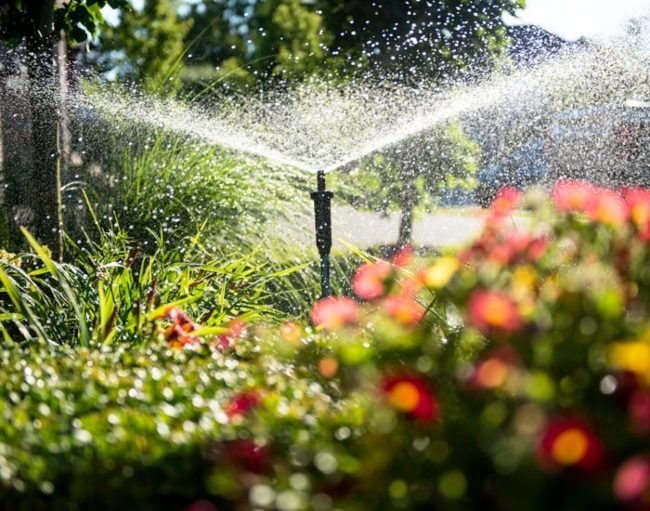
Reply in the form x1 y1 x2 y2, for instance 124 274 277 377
424 257 459 289
610 335 650 385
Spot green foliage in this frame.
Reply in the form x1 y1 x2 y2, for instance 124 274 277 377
250 0 333 79
0 0 129 45
98 0 192 94
0 225 305 346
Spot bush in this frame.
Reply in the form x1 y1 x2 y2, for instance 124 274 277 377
1 181 649 510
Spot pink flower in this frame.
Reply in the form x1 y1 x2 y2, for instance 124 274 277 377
491 187 522 216
383 295 425 326
352 261 391 300
310 297 359 330
614 456 650 504
216 319 246 350
552 179 596 213
588 188 629 226
467 290 523 334
383 375 439 421
392 245 414 268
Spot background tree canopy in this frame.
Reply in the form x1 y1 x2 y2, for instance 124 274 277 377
95 0 525 91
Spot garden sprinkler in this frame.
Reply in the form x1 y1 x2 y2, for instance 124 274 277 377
311 169 334 298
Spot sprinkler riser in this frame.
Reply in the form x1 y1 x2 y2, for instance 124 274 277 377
311 170 333 298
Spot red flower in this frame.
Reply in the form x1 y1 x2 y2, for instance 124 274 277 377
310 297 359 330
156 306 200 348
226 390 261 419
623 187 650 240
537 417 605 472
383 375 438 421
383 295 425 326
491 187 522 216
588 188 629 226
629 390 650 435
467 290 523 334
552 179 596 213
217 439 270 474
614 456 650 505
352 261 391 300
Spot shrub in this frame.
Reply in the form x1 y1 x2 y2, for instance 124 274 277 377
1 181 649 510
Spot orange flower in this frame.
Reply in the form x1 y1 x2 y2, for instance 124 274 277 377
537 418 605 472
318 357 339 378
467 290 523 334
383 375 438 421
352 261 392 301
383 295 425 326
279 321 303 344
156 306 200 348
471 347 520 390
623 187 650 239
310 297 359 330
588 188 629 226
614 456 650 504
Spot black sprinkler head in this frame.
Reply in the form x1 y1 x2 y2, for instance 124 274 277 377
311 170 334 298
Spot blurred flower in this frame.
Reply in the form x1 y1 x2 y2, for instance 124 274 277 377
467 290 523 334
623 187 650 240
279 321 303 344
214 439 270 474
383 295 425 326
588 188 628 226
226 390 261 420
392 245 414 268
552 179 595 213
614 456 650 505
398 276 423 296
491 187 522 216
470 347 520 390
537 418 605 472
352 261 392 301
383 375 438 421
610 337 650 386
310 297 359 330
156 306 200 348
216 319 247 350
423 256 459 289
318 357 339 378
629 390 650 435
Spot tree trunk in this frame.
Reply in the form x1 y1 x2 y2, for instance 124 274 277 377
397 178 417 247
24 0 63 260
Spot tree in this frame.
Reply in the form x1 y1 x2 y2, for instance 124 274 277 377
98 0 192 94
317 0 526 79
249 0 333 80
349 122 480 246
0 0 128 259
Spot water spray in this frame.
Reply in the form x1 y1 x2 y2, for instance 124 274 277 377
311 170 334 298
